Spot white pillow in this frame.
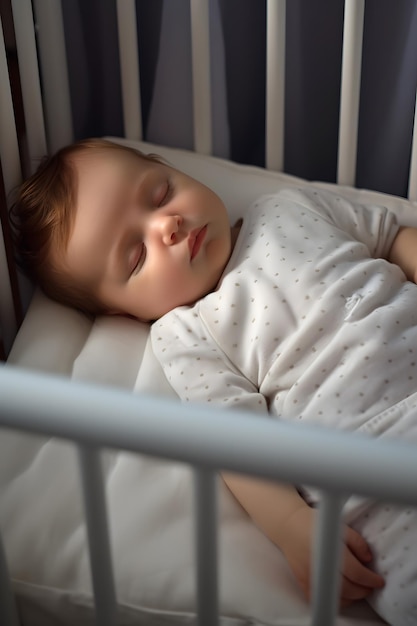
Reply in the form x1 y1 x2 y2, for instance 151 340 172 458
72 315 149 390
8 288 92 375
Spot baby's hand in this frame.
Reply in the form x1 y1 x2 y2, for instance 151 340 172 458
388 226 417 284
279 506 385 606
340 525 385 606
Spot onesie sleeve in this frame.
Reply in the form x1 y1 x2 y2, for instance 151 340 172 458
151 308 269 416
280 187 400 259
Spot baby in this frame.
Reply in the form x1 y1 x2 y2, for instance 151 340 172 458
12 138 417 625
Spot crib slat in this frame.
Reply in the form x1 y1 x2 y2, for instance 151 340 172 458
116 0 143 141
2 368 417 507
0 531 19 626
190 0 212 155
0 15 19 356
337 0 365 187
311 493 344 626
32 0 73 153
0 182 17 358
10 0 47 171
408 88 417 201
0 15 21 197
194 468 219 626
78 445 118 626
266 0 286 171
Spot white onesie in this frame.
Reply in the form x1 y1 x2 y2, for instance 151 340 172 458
152 187 417 625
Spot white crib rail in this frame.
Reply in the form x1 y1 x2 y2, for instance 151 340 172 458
311 493 345 626
5 0 417 198
0 14 20 357
9 0 47 172
190 0 212 155
2 2 417 621
194 469 219 626
0 532 19 626
337 0 365 187
265 0 286 172
32 0 73 154
78 445 118 626
1 366 417 626
116 0 143 142
409 88 417 202
10 0 72 160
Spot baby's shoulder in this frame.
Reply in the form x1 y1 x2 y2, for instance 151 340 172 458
151 304 204 342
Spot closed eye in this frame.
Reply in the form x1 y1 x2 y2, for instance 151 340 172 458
130 243 146 277
156 179 174 207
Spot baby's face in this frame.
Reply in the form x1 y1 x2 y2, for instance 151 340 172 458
61 149 232 320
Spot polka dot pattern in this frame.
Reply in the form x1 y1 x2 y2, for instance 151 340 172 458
152 187 417 624
153 187 417 431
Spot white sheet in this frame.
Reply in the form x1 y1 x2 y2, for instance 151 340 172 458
5 139 414 625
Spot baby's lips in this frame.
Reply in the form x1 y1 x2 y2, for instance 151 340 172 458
189 225 207 260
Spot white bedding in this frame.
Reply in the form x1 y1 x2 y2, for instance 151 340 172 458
4 140 416 625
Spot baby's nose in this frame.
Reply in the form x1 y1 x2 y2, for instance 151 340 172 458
160 214 182 245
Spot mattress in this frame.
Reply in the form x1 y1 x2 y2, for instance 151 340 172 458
5 139 416 625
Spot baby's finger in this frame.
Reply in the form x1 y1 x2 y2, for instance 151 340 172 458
344 526 372 563
343 549 385 589
340 576 374 605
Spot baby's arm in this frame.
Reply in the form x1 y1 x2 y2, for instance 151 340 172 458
152 313 385 604
388 226 417 283
222 474 385 606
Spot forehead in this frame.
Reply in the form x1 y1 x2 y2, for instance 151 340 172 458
73 147 152 192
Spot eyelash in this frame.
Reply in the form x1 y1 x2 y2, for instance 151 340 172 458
159 179 173 206
130 243 146 277
130 179 173 277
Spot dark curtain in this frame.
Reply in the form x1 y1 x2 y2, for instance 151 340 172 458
357 0 417 196
284 0 345 183
61 0 123 138
61 0 417 198
218 0 266 167
61 0 164 139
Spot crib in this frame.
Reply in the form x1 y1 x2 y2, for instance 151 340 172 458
1 1 417 625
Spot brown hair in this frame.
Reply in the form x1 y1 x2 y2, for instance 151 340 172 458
10 138 163 315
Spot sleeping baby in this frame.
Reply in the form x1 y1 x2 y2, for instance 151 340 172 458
11 138 417 625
